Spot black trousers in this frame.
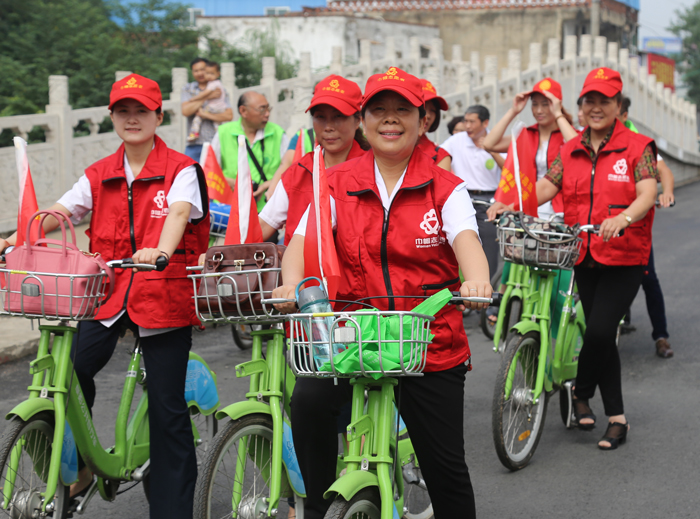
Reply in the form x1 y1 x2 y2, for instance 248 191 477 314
573 265 644 416
71 317 196 519
290 363 474 519
627 247 670 340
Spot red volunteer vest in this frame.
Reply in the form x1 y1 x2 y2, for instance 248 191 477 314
416 135 451 165
560 122 655 266
328 150 470 372
85 136 210 328
523 125 567 212
281 140 365 246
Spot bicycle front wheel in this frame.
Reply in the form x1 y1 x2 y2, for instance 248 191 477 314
325 488 381 519
0 413 69 519
193 414 292 519
492 332 549 471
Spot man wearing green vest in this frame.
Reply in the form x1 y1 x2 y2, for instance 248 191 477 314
211 91 289 211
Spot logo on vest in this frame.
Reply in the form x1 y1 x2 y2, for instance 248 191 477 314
608 159 630 183
415 209 446 249
151 190 169 218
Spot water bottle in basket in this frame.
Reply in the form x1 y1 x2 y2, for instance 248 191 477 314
295 277 344 370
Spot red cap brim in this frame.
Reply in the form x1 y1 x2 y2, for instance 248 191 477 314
427 96 449 111
109 93 161 111
578 83 621 99
305 96 359 116
363 86 424 108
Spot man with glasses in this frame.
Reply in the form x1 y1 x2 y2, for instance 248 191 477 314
440 105 505 277
181 57 234 161
212 91 289 211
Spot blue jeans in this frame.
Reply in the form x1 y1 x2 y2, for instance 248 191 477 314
184 144 203 163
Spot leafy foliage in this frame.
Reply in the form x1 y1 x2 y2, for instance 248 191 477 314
670 2 700 106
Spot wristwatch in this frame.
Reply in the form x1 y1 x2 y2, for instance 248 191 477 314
620 212 632 225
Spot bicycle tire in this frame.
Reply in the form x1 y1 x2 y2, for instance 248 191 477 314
401 452 433 519
492 332 549 471
231 324 254 350
559 388 570 428
479 262 504 340
497 297 523 353
0 413 69 519
193 414 293 519
324 488 382 519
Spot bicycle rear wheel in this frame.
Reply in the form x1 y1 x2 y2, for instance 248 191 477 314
325 488 381 519
0 413 69 519
401 451 433 519
231 325 254 350
492 332 549 471
193 414 292 519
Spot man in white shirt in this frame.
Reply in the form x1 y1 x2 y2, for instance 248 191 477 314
440 105 504 278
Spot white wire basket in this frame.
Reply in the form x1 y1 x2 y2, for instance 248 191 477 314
0 268 110 321
287 310 434 378
189 267 286 325
498 225 582 270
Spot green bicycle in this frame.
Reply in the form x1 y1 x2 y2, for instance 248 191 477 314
0 258 219 518
491 215 600 471
189 267 434 519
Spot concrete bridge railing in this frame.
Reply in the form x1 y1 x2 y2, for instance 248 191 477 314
1 34 697 233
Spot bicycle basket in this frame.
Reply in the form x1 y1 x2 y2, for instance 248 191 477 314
189 267 285 324
288 310 434 378
497 212 582 270
1 268 110 321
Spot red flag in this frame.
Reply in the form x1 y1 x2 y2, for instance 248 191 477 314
224 136 263 245
200 143 234 205
14 137 43 247
494 124 539 217
303 145 340 300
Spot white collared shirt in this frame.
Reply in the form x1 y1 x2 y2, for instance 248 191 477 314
440 131 502 192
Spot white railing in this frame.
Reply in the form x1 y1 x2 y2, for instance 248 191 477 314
0 34 697 233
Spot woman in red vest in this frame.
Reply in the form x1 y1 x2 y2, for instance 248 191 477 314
273 67 490 519
415 78 452 170
504 68 658 450
484 77 578 219
0 75 209 517
259 75 369 245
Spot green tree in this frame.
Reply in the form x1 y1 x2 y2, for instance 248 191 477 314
670 1 700 106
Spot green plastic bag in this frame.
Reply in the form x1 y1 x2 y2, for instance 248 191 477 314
319 289 453 378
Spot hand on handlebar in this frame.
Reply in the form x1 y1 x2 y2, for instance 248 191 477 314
458 280 493 311
271 285 298 314
657 192 675 208
486 201 513 222
599 214 628 242
131 249 169 272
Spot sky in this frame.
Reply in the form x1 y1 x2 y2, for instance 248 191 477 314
638 0 695 40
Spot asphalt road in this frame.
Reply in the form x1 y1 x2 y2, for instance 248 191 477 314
1 181 699 518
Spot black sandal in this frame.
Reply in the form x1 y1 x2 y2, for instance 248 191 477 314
598 422 629 450
573 398 596 430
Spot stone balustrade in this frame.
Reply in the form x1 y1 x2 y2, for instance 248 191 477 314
0 34 697 233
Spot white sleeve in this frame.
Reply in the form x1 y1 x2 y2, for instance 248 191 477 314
211 132 222 164
56 175 93 224
441 182 480 246
258 179 289 230
167 165 204 221
293 196 337 237
440 134 456 156
657 154 663 162
280 133 290 159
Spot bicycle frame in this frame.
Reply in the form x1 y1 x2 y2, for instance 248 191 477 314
214 328 304 515
325 377 403 519
492 263 530 352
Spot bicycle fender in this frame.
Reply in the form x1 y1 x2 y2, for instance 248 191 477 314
323 470 378 501
5 398 54 421
510 321 540 337
214 401 270 421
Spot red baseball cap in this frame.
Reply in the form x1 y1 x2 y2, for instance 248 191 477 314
579 67 623 99
306 75 362 116
421 79 449 111
109 74 162 111
528 77 562 101
362 67 424 108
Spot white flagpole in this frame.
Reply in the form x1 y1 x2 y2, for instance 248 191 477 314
510 122 526 212
312 145 327 290
199 142 210 166
237 135 252 244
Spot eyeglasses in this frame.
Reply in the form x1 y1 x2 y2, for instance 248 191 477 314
248 105 272 115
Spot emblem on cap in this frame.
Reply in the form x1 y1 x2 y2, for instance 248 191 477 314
121 77 143 90
539 79 551 91
387 67 398 76
424 81 436 93
330 79 339 89
379 67 404 82
594 68 608 80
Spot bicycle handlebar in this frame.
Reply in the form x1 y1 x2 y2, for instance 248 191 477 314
107 256 169 272
655 200 676 208
449 291 502 306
